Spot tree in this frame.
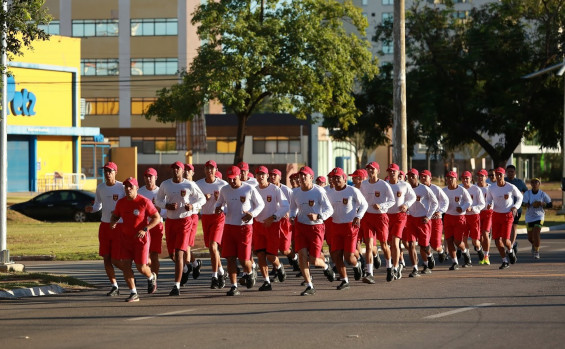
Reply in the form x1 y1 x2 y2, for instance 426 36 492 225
374 0 564 166
145 0 378 164
0 0 51 61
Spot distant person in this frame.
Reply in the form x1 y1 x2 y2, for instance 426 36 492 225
183 163 204 282
476 169 493 265
85 162 124 296
460 171 486 265
522 178 552 259
238 162 258 187
486 169 496 185
315 176 327 187
505 165 528 254
419 170 449 264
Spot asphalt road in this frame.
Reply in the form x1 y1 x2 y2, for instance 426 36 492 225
2 232 565 349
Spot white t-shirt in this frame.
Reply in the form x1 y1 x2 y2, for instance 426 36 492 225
215 182 265 226
486 182 523 214
326 185 368 224
428 183 449 214
92 181 124 223
408 184 438 219
255 183 290 222
196 177 228 215
387 180 417 214
462 184 485 215
155 178 206 219
360 179 395 214
523 189 551 223
290 185 333 225
442 186 472 216
138 185 167 220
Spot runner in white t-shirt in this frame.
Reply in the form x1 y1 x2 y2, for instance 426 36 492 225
522 178 551 259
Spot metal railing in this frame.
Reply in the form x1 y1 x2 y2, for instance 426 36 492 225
37 173 86 192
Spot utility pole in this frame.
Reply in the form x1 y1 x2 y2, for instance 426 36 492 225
1 0 9 267
393 0 407 171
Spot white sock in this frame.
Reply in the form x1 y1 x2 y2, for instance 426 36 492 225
386 259 392 268
192 260 199 267
423 260 428 267
112 283 118 288
264 278 271 284
277 264 283 269
212 272 218 278
367 264 373 275
343 277 349 283
218 266 225 274
147 274 154 281
130 288 137 294
183 264 189 273
453 257 458 265
174 282 180 288
307 282 313 288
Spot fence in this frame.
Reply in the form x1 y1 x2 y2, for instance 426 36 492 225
37 172 87 192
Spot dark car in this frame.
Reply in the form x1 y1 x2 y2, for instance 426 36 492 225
9 190 102 222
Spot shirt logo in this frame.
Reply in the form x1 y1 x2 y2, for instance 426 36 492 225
133 209 140 216
180 190 186 197
416 196 421 202
343 198 348 205
267 195 272 203
375 191 380 198
214 191 219 200
396 191 402 198
309 200 314 207
504 194 509 200
113 194 118 201
205 194 211 201
455 197 460 203
240 196 246 203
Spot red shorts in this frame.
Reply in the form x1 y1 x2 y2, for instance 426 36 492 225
330 222 359 253
278 217 292 252
480 209 493 232
253 220 281 255
362 212 389 243
295 221 325 259
188 214 199 247
149 223 164 254
465 214 481 240
98 222 122 260
324 217 334 246
120 233 150 265
491 211 514 240
429 218 443 250
405 215 431 246
221 224 253 261
387 212 407 241
443 214 466 241
165 217 192 256
201 213 225 247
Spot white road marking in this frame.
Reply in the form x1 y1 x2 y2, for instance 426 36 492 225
424 303 495 319
127 308 196 321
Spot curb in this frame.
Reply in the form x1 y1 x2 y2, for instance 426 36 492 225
515 223 565 235
0 284 65 299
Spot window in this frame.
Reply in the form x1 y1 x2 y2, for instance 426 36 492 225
382 0 393 5
253 137 301 154
382 12 393 22
131 58 178 75
203 137 236 154
362 0 368 5
131 98 156 115
72 19 118 37
452 11 468 19
85 98 119 115
81 59 119 76
382 43 393 55
131 137 177 154
38 21 60 35
131 18 178 36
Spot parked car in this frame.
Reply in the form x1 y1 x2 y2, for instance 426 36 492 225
9 190 102 222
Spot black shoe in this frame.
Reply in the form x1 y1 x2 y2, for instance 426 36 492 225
258 281 272 291
107 286 120 297
227 286 240 296
332 265 338 274
269 268 277 277
147 273 157 294
513 241 518 254
449 262 459 271
421 265 432 275
386 268 394 282
218 272 227 289
477 248 485 261
336 280 350 290
508 250 517 264
462 262 472 268
428 255 436 270
276 266 287 282
353 264 362 281
324 267 335 282
301 285 316 296
438 250 447 263
359 255 366 275
252 264 258 280
362 275 375 284
192 259 202 279
397 265 403 280
169 286 180 296
295 271 303 278
243 274 255 289
180 269 190 286
374 253 382 269
463 250 471 265
499 262 510 269
210 277 219 289
409 269 420 277
125 293 139 302
456 249 462 260
291 258 300 271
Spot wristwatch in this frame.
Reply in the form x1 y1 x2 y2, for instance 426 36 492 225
142 227 148 232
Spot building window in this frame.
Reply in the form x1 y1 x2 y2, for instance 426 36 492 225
131 98 156 115
362 0 368 5
131 18 178 36
382 43 393 55
131 137 177 154
81 59 119 76
382 12 393 22
85 98 119 115
72 19 119 37
253 137 301 154
382 0 393 5
131 58 178 75
452 11 468 19
38 21 60 35
204 137 236 154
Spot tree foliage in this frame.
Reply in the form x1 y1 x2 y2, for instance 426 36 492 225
145 0 378 164
374 0 565 166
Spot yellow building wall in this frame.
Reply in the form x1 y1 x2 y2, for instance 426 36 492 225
36 136 74 178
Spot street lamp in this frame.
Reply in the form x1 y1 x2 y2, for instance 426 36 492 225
522 60 565 213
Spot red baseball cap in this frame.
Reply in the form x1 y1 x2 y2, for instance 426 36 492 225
237 162 249 171
299 166 314 177
103 162 118 171
255 165 269 174
171 161 184 169
226 166 241 179
248 173 254 178
360 169 368 178
407 168 419 176
446 171 458 178
366 161 380 170
330 167 347 178
144 168 157 177
477 169 488 176
123 177 138 187
349 169 364 177
461 171 472 178
420 170 432 177
316 176 326 183
205 160 217 168
270 169 282 176
495 167 506 174
184 163 194 171
216 171 223 179
387 163 400 171
290 172 299 179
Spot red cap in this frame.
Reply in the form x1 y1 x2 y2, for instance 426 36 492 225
171 161 184 169
144 168 157 177
461 171 472 178
255 166 269 174
349 169 364 177
495 167 506 174
421 170 432 177
366 161 380 170
477 169 488 176
216 171 223 179
226 166 241 179
248 173 254 178
299 166 314 177
237 162 249 171
330 167 347 178
205 160 217 168
360 169 368 178
446 171 458 178
316 176 326 183
103 162 118 171
184 163 194 171
123 177 138 187
270 169 282 176
387 163 400 171
407 168 419 176
290 172 299 179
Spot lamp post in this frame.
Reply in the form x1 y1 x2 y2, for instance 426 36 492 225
523 60 565 213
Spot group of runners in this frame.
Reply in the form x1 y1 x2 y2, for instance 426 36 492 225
87 160 552 302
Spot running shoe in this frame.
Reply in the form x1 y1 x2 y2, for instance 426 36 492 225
336 280 350 290
169 286 180 296
428 255 436 270
227 286 240 296
192 259 202 279
147 273 157 294
484 256 490 265
107 286 119 297
301 286 316 296
499 262 509 269
409 269 420 278
449 262 459 271
374 253 382 269
477 248 485 261
125 293 139 302
508 250 517 264
276 265 287 282
353 263 362 281
210 277 219 289
421 265 432 275
533 251 540 259
386 268 394 282
258 281 272 291
438 250 448 263
362 275 375 284
324 267 336 282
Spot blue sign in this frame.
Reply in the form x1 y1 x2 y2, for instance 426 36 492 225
7 76 37 116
